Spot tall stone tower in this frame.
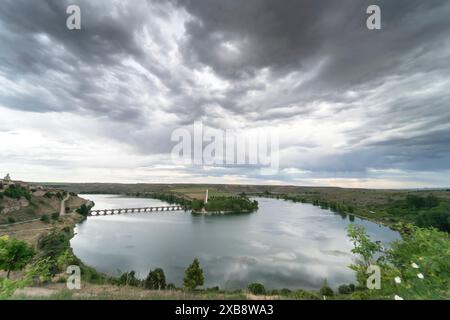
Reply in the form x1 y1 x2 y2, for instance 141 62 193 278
205 189 209 204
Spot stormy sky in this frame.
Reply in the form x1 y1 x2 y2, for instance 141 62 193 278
0 0 449 188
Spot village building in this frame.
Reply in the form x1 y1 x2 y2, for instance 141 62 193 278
0 173 14 192
0 174 29 192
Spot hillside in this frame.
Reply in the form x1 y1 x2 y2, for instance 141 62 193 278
0 181 87 225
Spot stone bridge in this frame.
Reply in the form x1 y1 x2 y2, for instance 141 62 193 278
89 205 188 216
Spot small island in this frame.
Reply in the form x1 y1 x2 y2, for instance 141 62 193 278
191 190 258 214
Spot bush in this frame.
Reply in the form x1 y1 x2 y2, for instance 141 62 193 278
7 217 15 224
248 283 266 295
292 289 321 300
27 257 53 283
270 289 279 295
167 283 176 290
4 185 31 201
319 281 334 297
0 278 30 299
37 229 72 274
40 215 50 223
56 249 78 270
51 212 60 220
118 271 141 287
144 268 166 290
76 204 91 216
338 284 354 295
416 207 450 233
280 288 292 295
348 224 450 299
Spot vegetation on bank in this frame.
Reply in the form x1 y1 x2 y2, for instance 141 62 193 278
191 196 258 214
131 192 191 207
347 224 449 300
75 202 94 217
2 185 32 201
261 192 450 233
133 190 259 214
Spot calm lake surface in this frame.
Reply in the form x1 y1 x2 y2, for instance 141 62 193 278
71 194 400 290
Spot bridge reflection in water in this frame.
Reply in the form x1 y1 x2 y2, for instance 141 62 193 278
89 205 189 216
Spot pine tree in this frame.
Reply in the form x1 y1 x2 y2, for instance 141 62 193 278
183 258 204 290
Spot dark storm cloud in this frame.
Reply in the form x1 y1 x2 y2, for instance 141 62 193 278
173 0 450 118
0 0 449 182
0 0 176 116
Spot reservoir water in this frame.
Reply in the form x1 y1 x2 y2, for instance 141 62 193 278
71 194 400 290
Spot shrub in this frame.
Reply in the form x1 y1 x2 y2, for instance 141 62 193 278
144 268 166 290
27 257 53 283
51 212 60 220
0 278 30 299
167 283 176 290
40 215 50 223
76 204 91 216
270 289 279 295
338 284 354 295
7 217 15 224
319 280 334 297
292 289 321 300
118 271 141 287
248 283 266 295
37 229 72 274
56 249 77 270
348 224 450 299
280 288 292 295
4 185 31 201
416 207 450 233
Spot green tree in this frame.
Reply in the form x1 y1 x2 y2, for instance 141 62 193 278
144 268 166 290
183 258 204 290
0 236 35 278
248 283 266 295
76 204 90 216
191 200 204 212
416 205 450 233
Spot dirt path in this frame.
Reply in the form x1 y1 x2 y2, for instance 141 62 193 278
0 218 40 227
60 194 70 216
